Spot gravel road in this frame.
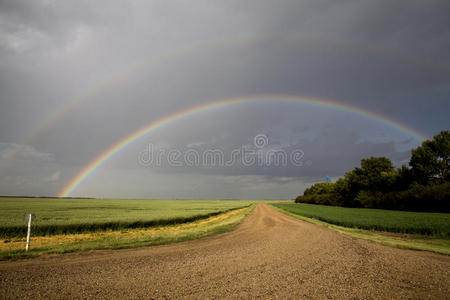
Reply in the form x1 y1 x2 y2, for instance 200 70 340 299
0 204 449 299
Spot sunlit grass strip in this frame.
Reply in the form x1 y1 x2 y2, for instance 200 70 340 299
273 204 450 255
0 205 254 261
0 206 250 238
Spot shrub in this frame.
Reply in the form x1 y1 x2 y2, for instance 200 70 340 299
354 183 450 212
303 182 336 196
295 193 343 206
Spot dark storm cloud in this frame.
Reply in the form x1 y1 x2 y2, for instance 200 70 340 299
0 0 449 197
135 126 410 180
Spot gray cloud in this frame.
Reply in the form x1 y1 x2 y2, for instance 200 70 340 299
0 0 449 198
134 126 411 179
0 143 54 161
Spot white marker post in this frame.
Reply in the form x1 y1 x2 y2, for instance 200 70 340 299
23 213 36 251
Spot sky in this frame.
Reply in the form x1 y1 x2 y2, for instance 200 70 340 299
0 0 449 199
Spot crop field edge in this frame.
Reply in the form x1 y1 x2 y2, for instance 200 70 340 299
0 205 256 261
0 204 252 238
273 203 450 236
272 204 450 256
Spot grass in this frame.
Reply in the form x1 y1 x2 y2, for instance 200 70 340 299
272 203 450 237
0 198 255 238
273 203 450 255
0 204 255 260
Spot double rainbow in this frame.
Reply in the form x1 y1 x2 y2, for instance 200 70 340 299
2 34 442 182
58 94 427 197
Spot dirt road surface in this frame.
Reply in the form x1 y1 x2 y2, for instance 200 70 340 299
0 204 449 299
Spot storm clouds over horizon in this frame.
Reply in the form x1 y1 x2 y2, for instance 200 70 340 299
0 0 449 199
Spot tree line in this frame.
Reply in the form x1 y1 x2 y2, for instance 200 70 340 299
295 130 449 212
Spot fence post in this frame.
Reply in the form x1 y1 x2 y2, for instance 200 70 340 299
24 213 35 251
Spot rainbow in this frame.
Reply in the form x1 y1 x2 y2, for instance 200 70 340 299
0 36 246 174
58 94 427 197
2 33 446 174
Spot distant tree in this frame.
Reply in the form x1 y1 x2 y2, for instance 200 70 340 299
295 131 450 212
393 165 414 190
410 130 450 184
345 157 395 194
334 177 355 206
303 182 335 196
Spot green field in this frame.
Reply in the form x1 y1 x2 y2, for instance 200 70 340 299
273 203 450 237
0 198 255 238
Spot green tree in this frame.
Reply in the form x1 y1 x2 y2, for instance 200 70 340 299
334 177 354 206
410 130 450 184
303 182 335 196
348 157 395 193
393 165 414 190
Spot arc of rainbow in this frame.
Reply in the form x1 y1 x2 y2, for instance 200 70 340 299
2 33 447 173
0 35 256 174
58 94 427 197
